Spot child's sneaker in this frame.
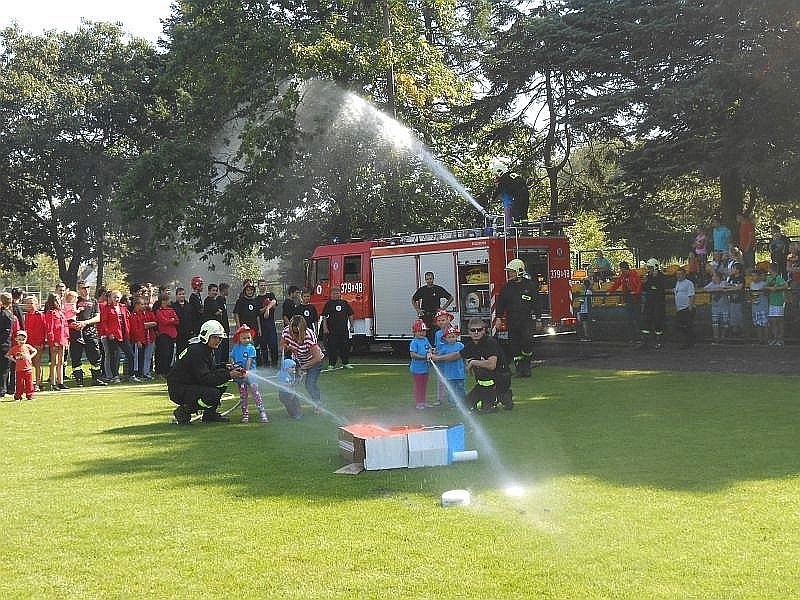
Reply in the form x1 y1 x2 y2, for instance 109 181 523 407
343 364 354 369
241 414 249 424
259 412 269 423
14 396 21 402
416 404 426 410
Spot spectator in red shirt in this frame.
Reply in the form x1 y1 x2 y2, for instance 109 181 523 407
130 297 157 380
99 290 135 383
154 292 179 378
22 296 46 392
605 261 643 342
737 213 756 271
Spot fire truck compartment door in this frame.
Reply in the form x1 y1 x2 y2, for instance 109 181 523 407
372 252 456 338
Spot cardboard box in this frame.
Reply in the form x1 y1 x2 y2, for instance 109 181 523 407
338 423 467 471
407 427 449 468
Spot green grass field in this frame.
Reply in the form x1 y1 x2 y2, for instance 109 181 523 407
2 361 799 599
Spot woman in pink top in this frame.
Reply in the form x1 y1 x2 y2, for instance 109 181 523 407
43 293 69 390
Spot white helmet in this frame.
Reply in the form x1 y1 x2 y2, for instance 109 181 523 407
505 258 526 276
489 157 510 176
645 258 660 270
199 320 227 343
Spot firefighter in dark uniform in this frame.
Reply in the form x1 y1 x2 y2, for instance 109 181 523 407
167 320 245 424
411 271 453 344
640 258 666 349
490 158 530 227
492 258 539 377
457 317 513 412
70 280 107 386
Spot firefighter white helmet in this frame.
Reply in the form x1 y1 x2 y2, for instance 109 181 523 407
489 157 510 176
645 258 660 269
505 258 526 276
199 320 227 343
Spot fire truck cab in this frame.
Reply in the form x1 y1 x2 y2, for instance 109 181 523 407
306 219 576 349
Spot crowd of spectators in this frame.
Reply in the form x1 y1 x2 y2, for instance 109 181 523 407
1 277 299 394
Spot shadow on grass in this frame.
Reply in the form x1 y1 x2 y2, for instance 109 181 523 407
50 363 800 499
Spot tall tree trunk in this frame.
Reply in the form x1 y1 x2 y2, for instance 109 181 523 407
96 228 105 296
719 170 744 232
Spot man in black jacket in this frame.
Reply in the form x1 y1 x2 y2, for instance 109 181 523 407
167 320 245 425
460 318 513 412
493 258 539 377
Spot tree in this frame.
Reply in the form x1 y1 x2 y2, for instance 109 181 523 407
0 23 162 288
120 0 481 270
558 0 800 227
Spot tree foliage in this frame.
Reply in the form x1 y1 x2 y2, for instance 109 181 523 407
0 23 161 288
462 1 800 253
119 0 483 273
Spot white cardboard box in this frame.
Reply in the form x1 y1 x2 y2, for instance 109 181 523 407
407 428 449 468
363 435 409 470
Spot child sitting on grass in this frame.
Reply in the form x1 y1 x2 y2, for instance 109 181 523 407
230 325 269 423
277 357 303 419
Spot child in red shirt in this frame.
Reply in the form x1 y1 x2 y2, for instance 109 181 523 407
129 297 158 380
5 330 37 401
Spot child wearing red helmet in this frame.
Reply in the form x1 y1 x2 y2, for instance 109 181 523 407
230 325 269 423
409 319 432 409
431 309 454 405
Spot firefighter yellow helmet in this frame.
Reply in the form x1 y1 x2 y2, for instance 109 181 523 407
505 258 526 276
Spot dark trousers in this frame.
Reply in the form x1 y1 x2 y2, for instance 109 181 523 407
641 301 666 335
168 381 223 412
261 322 279 367
155 334 176 376
326 331 351 366
70 334 102 371
675 308 695 347
0 353 10 395
105 338 135 379
466 371 512 411
506 318 533 374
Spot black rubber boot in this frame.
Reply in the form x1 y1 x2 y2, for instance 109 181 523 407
91 369 108 386
202 410 230 423
72 369 85 387
173 405 192 425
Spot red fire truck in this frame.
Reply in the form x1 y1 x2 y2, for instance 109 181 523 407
306 219 576 350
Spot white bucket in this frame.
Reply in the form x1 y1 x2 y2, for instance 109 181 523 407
441 489 471 507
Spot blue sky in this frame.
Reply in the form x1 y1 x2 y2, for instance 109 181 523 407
2 0 174 44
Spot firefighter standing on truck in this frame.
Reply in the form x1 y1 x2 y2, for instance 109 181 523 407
492 258 539 377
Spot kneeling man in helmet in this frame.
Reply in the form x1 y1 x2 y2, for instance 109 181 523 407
168 320 246 424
